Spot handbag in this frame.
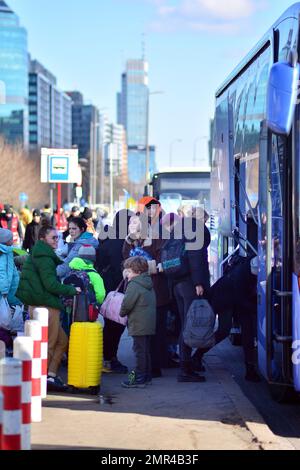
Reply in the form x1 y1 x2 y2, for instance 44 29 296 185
100 281 127 326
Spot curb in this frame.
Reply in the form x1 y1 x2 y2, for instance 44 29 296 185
206 355 296 450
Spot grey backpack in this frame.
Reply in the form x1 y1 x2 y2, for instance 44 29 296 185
183 299 216 349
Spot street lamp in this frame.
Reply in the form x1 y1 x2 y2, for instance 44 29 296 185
145 90 164 183
169 138 182 167
193 136 208 167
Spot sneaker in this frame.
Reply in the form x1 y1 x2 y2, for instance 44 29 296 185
177 371 206 383
47 375 68 392
110 359 128 374
121 371 147 388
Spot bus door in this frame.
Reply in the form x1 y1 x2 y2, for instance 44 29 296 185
258 120 293 384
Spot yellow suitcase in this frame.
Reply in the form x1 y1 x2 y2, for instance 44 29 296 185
68 322 103 393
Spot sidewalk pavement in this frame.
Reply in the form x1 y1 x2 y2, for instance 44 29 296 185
31 334 295 450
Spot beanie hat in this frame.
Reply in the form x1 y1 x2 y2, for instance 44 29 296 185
33 209 41 217
0 228 13 245
78 244 96 261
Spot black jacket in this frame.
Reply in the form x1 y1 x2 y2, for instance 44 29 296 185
96 237 125 293
186 224 211 292
23 221 41 252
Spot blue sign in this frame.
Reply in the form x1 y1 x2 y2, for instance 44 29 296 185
49 156 69 182
19 192 28 202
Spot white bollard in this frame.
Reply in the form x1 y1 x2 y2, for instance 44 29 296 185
32 308 49 398
0 358 22 450
0 340 5 359
13 337 33 450
24 320 42 423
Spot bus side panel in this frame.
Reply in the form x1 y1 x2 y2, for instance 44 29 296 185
292 274 300 392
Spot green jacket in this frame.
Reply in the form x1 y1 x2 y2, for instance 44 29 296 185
120 273 156 336
16 240 77 310
69 257 106 304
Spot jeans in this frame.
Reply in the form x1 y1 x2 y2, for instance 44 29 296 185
132 335 152 377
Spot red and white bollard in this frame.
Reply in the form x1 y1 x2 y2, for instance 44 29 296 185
0 358 22 450
13 337 33 450
25 320 42 423
32 308 49 398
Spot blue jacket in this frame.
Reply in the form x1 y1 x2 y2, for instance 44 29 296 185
0 243 21 305
56 232 99 279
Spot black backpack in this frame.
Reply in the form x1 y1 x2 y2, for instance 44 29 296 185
183 299 216 349
161 238 189 278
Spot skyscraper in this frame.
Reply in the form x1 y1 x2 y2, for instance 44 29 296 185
29 59 72 151
117 59 156 189
67 91 101 203
0 1 28 146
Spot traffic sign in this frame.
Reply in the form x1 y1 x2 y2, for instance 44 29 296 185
41 148 78 183
19 192 28 202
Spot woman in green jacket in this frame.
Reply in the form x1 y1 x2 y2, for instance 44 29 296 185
17 226 79 391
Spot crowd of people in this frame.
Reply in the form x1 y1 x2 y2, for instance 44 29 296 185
0 196 260 392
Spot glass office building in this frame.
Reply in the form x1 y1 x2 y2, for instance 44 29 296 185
29 60 72 150
117 59 156 185
0 1 28 146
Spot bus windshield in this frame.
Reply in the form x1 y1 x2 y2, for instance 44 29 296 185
151 170 210 213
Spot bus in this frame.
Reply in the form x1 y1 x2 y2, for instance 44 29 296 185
148 168 211 214
211 3 300 400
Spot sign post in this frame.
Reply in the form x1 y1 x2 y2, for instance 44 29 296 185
41 149 79 230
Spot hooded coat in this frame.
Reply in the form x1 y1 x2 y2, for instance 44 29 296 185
120 273 156 336
0 243 21 305
69 257 106 304
17 240 77 310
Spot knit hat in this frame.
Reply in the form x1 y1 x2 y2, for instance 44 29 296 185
78 244 96 261
33 209 41 217
0 228 13 245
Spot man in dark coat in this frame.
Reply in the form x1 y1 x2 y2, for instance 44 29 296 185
170 216 210 382
23 209 41 252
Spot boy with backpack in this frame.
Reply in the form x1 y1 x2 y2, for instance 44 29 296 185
120 256 156 388
68 244 106 306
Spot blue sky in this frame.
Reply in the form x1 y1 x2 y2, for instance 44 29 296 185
8 0 298 168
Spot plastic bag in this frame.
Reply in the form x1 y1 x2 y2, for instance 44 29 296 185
0 296 12 330
10 305 24 332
